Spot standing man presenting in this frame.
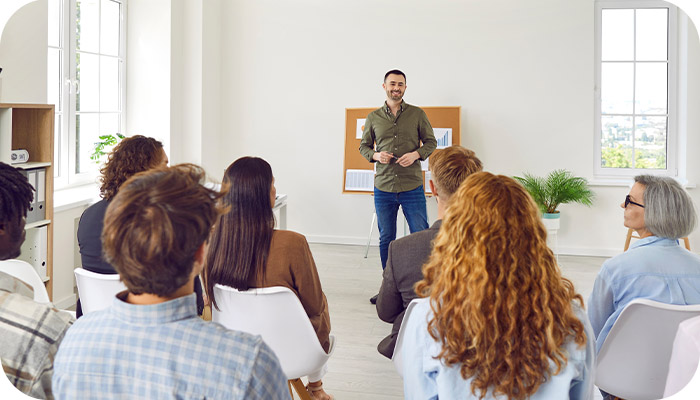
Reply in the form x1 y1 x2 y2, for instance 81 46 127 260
359 69 437 304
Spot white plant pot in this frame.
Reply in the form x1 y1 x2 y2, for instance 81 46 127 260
542 213 561 231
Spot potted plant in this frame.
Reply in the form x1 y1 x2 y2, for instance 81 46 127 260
90 133 125 164
514 169 594 231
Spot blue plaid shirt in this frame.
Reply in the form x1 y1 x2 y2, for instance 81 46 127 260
52 292 288 399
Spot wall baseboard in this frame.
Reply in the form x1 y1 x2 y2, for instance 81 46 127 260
54 293 77 310
306 235 623 258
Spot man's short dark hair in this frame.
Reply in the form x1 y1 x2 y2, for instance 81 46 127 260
0 162 34 224
384 69 406 82
102 164 224 296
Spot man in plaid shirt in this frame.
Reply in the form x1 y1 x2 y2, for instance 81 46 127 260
52 164 288 399
0 162 73 399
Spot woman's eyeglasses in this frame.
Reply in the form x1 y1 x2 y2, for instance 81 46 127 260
624 195 645 208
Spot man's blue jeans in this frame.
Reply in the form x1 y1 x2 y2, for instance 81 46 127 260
374 185 429 270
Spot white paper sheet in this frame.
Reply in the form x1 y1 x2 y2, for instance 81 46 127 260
434 128 452 149
425 171 432 193
421 158 429 171
345 169 375 191
356 118 366 139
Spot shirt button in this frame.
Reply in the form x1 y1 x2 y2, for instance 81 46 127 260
394 123 397 126
394 136 397 138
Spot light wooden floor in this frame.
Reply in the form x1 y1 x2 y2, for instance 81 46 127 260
304 243 609 399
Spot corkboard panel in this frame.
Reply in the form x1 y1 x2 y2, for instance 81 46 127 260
343 106 460 194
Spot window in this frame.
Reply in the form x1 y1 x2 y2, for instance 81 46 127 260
48 0 126 188
594 0 678 177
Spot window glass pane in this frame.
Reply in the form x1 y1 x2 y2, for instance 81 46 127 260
99 113 119 136
75 113 99 174
101 0 120 56
634 116 667 169
77 0 100 53
48 0 60 47
601 116 633 168
100 56 119 111
636 8 668 61
77 52 99 112
601 62 634 114
602 9 634 61
635 62 667 115
47 48 61 111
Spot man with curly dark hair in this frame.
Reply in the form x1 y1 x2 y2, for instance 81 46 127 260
0 162 73 399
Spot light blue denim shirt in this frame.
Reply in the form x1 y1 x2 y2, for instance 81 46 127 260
588 236 700 353
401 298 595 400
53 293 288 399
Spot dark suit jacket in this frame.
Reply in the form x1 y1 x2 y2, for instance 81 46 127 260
376 220 441 358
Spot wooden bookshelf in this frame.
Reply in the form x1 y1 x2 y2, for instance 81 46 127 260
0 104 55 299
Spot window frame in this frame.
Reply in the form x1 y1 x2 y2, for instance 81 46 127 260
51 0 128 189
594 0 679 179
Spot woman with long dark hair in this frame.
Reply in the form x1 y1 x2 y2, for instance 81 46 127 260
205 156 333 400
401 172 594 399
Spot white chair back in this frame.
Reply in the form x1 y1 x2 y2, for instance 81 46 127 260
212 285 335 380
392 298 421 377
0 259 50 304
596 298 700 399
74 268 126 314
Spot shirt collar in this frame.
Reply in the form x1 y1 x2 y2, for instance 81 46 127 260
0 270 34 298
629 235 679 250
383 100 406 115
111 291 198 326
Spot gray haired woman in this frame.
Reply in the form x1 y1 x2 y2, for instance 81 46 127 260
588 175 700 355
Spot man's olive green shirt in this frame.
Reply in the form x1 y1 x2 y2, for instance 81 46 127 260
359 101 437 193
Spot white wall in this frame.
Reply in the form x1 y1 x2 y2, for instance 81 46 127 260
213 0 700 256
125 0 171 150
0 0 46 103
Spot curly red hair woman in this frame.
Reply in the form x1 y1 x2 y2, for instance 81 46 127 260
400 172 594 400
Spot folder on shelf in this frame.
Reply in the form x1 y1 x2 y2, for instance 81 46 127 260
18 225 48 280
19 167 46 223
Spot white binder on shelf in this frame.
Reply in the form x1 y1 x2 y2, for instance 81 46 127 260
17 225 48 281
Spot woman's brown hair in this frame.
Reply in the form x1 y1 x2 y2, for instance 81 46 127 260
204 157 275 310
99 135 164 201
102 164 224 296
415 172 586 400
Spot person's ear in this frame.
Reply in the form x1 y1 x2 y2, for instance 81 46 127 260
429 180 438 199
194 242 207 264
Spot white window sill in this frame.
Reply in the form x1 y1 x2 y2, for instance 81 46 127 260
54 184 101 213
589 178 696 189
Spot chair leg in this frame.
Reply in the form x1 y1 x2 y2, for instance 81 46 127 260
288 380 293 398
290 378 313 400
364 212 377 258
623 228 634 251
683 237 691 250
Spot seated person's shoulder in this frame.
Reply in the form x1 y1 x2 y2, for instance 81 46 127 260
272 230 308 248
203 320 275 360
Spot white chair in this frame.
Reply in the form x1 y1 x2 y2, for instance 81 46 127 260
595 298 700 400
0 259 50 304
391 298 421 377
74 268 126 314
212 285 335 400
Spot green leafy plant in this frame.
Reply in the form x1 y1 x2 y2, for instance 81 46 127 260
90 133 125 164
514 169 594 214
